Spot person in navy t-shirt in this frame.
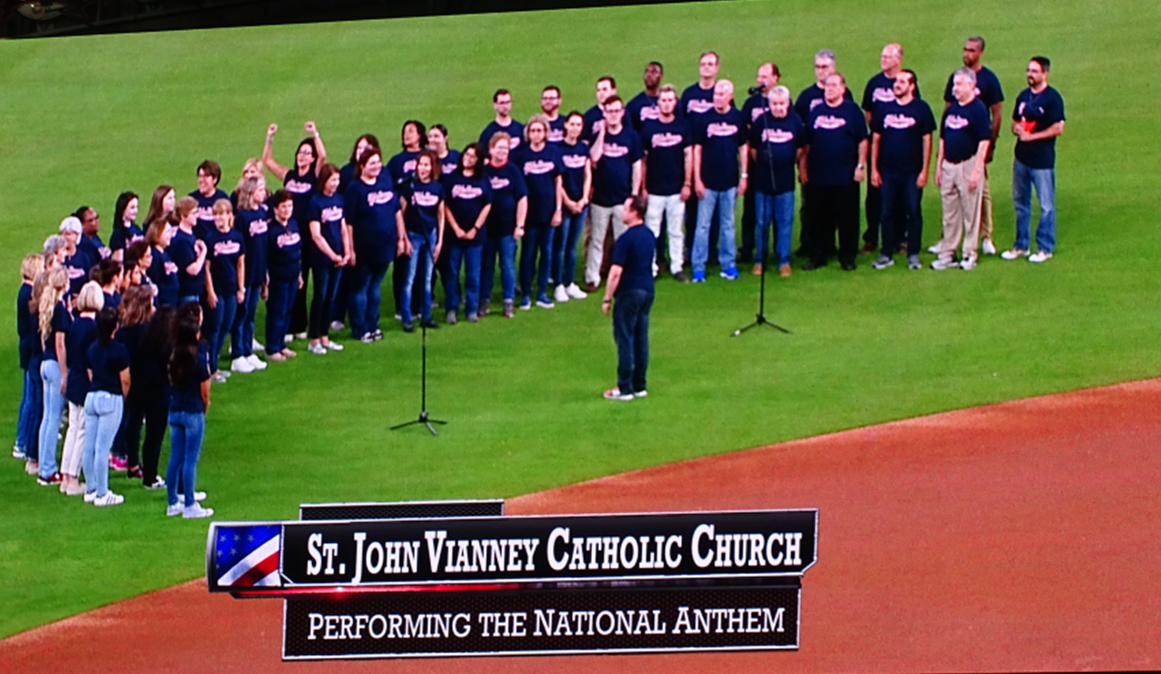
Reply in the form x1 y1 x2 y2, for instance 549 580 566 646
344 148 406 341
441 143 492 323
204 199 246 380
748 85 804 276
515 115 563 309
82 307 130 506
540 85 566 144
427 124 461 177
188 160 229 240
388 120 427 322
869 70 935 270
585 96 642 290
479 89 524 157
264 190 303 359
626 62 664 132
583 76 618 143
679 52 722 269
169 197 208 305
74 206 109 274
932 68 992 270
691 80 748 281
641 84 692 281
737 62 781 265
145 219 179 309
305 164 351 352
262 121 327 339
339 134 380 196
231 176 269 369
481 133 528 317
1005 56 1066 263
398 151 445 331
552 112 592 304
59 217 89 298
801 73 868 271
600 196 654 401
109 191 144 264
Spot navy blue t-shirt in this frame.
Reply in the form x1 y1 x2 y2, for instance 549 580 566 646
169 228 205 299
484 162 528 238
557 140 591 202
479 120 524 154
306 192 345 256
944 66 1004 108
1013 86 1065 169
804 100 869 186
386 150 419 186
611 225 656 296
147 247 179 308
695 107 747 191
741 93 769 130
103 291 121 312
794 83 854 123
442 171 492 247
86 339 129 396
546 116 566 144
344 176 401 268
283 169 317 238
400 179 443 235
205 227 245 296
65 315 97 405
592 127 643 208
515 143 561 226
42 301 71 362
338 162 358 196
266 218 302 283
188 188 229 240
439 150 460 177
582 105 604 143
64 254 89 298
17 284 35 370
626 91 661 132
109 223 144 256
941 98 992 163
169 343 210 414
872 98 937 174
748 111 805 195
77 234 107 273
236 206 269 285
862 72 922 114
640 117 691 196
680 83 715 120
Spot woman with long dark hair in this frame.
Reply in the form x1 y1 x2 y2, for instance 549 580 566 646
145 219 179 309
441 144 492 324
344 147 405 343
124 292 171 490
553 110 593 302
166 302 213 519
399 150 444 331
141 185 176 230
306 163 350 354
428 124 460 177
388 121 426 321
109 191 143 264
82 307 130 507
516 114 564 310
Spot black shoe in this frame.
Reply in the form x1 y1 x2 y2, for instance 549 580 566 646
402 323 415 333
673 271 691 283
420 319 439 330
841 262 857 271
801 261 824 271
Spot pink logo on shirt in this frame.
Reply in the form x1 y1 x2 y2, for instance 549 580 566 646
687 99 714 115
602 143 629 158
761 128 796 143
814 115 847 130
451 184 484 200
164 261 178 276
277 231 301 248
490 177 510 190
706 122 739 138
523 159 557 175
883 114 917 130
213 240 242 256
367 190 395 207
412 191 440 207
248 219 268 236
650 132 684 148
321 206 343 222
562 154 588 169
945 115 969 130
872 87 895 104
285 179 312 194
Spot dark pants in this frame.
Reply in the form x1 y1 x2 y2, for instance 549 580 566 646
232 284 262 358
211 292 238 370
807 183 860 267
612 288 653 395
350 261 390 339
125 390 168 484
739 187 757 262
863 184 882 247
880 172 922 257
308 264 342 339
265 279 296 353
289 246 313 334
331 264 355 327
392 253 408 317
519 225 552 301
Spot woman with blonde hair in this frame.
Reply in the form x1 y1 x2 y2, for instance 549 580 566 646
60 281 103 496
15 254 45 464
35 266 70 486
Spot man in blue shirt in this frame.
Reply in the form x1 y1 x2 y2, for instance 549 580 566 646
583 76 618 143
601 195 654 402
860 44 917 255
585 96 642 290
748 85 804 277
479 89 524 155
189 160 229 240
933 68 991 270
795 50 853 259
1002 56 1065 264
942 36 1005 256
626 62 664 133
540 85 565 143
692 79 748 281
640 84 692 282
681 52 720 266
739 62 781 266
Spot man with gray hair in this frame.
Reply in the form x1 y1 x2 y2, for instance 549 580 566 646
691 79 747 282
932 68 991 270
739 62 781 264
748 85 804 277
640 83 693 281
795 49 853 259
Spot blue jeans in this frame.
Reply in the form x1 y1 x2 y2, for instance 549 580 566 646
309 264 342 339
82 391 123 497
445 245 482 315
879 172 922 257
552 207 586 287
754 190 796 266
481 235 516 303
37 358 65 477
693 187 737 273
350 261 389 338
519 226 552 301
211 293 238 369
1012 158 1056 253
402 230 437 325
612 289 653 394
265 279 296 353
166 410 205 508
17 362 42 460
232 285 262 358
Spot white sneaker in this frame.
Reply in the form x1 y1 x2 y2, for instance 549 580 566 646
927 243 942 255
1028 251 1053 263
554 285 570 303
930 257 958 270
84 490 97 503
231 356 255 374
295 332 308 341
252 339 264 352
1001 248 1030 260
211 372 228 383
324 341 343 351
183 503 215 519
94 491 124 507
166 503 184 517
247 354 267 370
285 333 295 344
330 320 345 331
566 283 588 300
194 490 207 502
960 256 978 271
980 238 997 255
308 343 327 355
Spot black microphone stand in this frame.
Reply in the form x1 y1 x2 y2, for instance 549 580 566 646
734 98 791 337
391 225 447 436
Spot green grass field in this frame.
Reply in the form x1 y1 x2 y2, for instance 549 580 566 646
1 0 1159 639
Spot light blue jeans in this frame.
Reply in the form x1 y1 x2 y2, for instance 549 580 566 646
37 358 65 477
402 230 437 325
1012 159 1056 253
82 391 123 497
693 187 737 273
167 410 205 508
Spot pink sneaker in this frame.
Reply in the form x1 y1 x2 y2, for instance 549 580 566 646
109 456 128 471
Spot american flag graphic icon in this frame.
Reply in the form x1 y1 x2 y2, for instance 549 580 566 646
214 525 282 587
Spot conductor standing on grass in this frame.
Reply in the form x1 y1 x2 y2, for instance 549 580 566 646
602 195 654 402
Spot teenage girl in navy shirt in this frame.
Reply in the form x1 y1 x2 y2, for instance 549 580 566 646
388 121 426 321
441 143 492 323
398 151 444 331
306 164 351 354
145 219 179 309
109 191 143 264
231 176 270 373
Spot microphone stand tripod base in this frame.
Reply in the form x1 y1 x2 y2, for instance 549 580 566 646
390 410 447 436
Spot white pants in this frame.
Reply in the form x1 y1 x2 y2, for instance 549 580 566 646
645 194 686 275
61 401 86 478
585 203 625 287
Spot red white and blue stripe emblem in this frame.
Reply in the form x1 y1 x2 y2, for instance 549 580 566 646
214 525 281 587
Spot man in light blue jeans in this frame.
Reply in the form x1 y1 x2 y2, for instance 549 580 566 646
691 79 748 282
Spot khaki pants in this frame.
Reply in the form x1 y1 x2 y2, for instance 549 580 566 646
937 156 984 260
979 164 994 242
585 203 625 287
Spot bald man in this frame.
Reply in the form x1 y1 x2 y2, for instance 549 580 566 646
739 62 781 264
691 79 748 282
